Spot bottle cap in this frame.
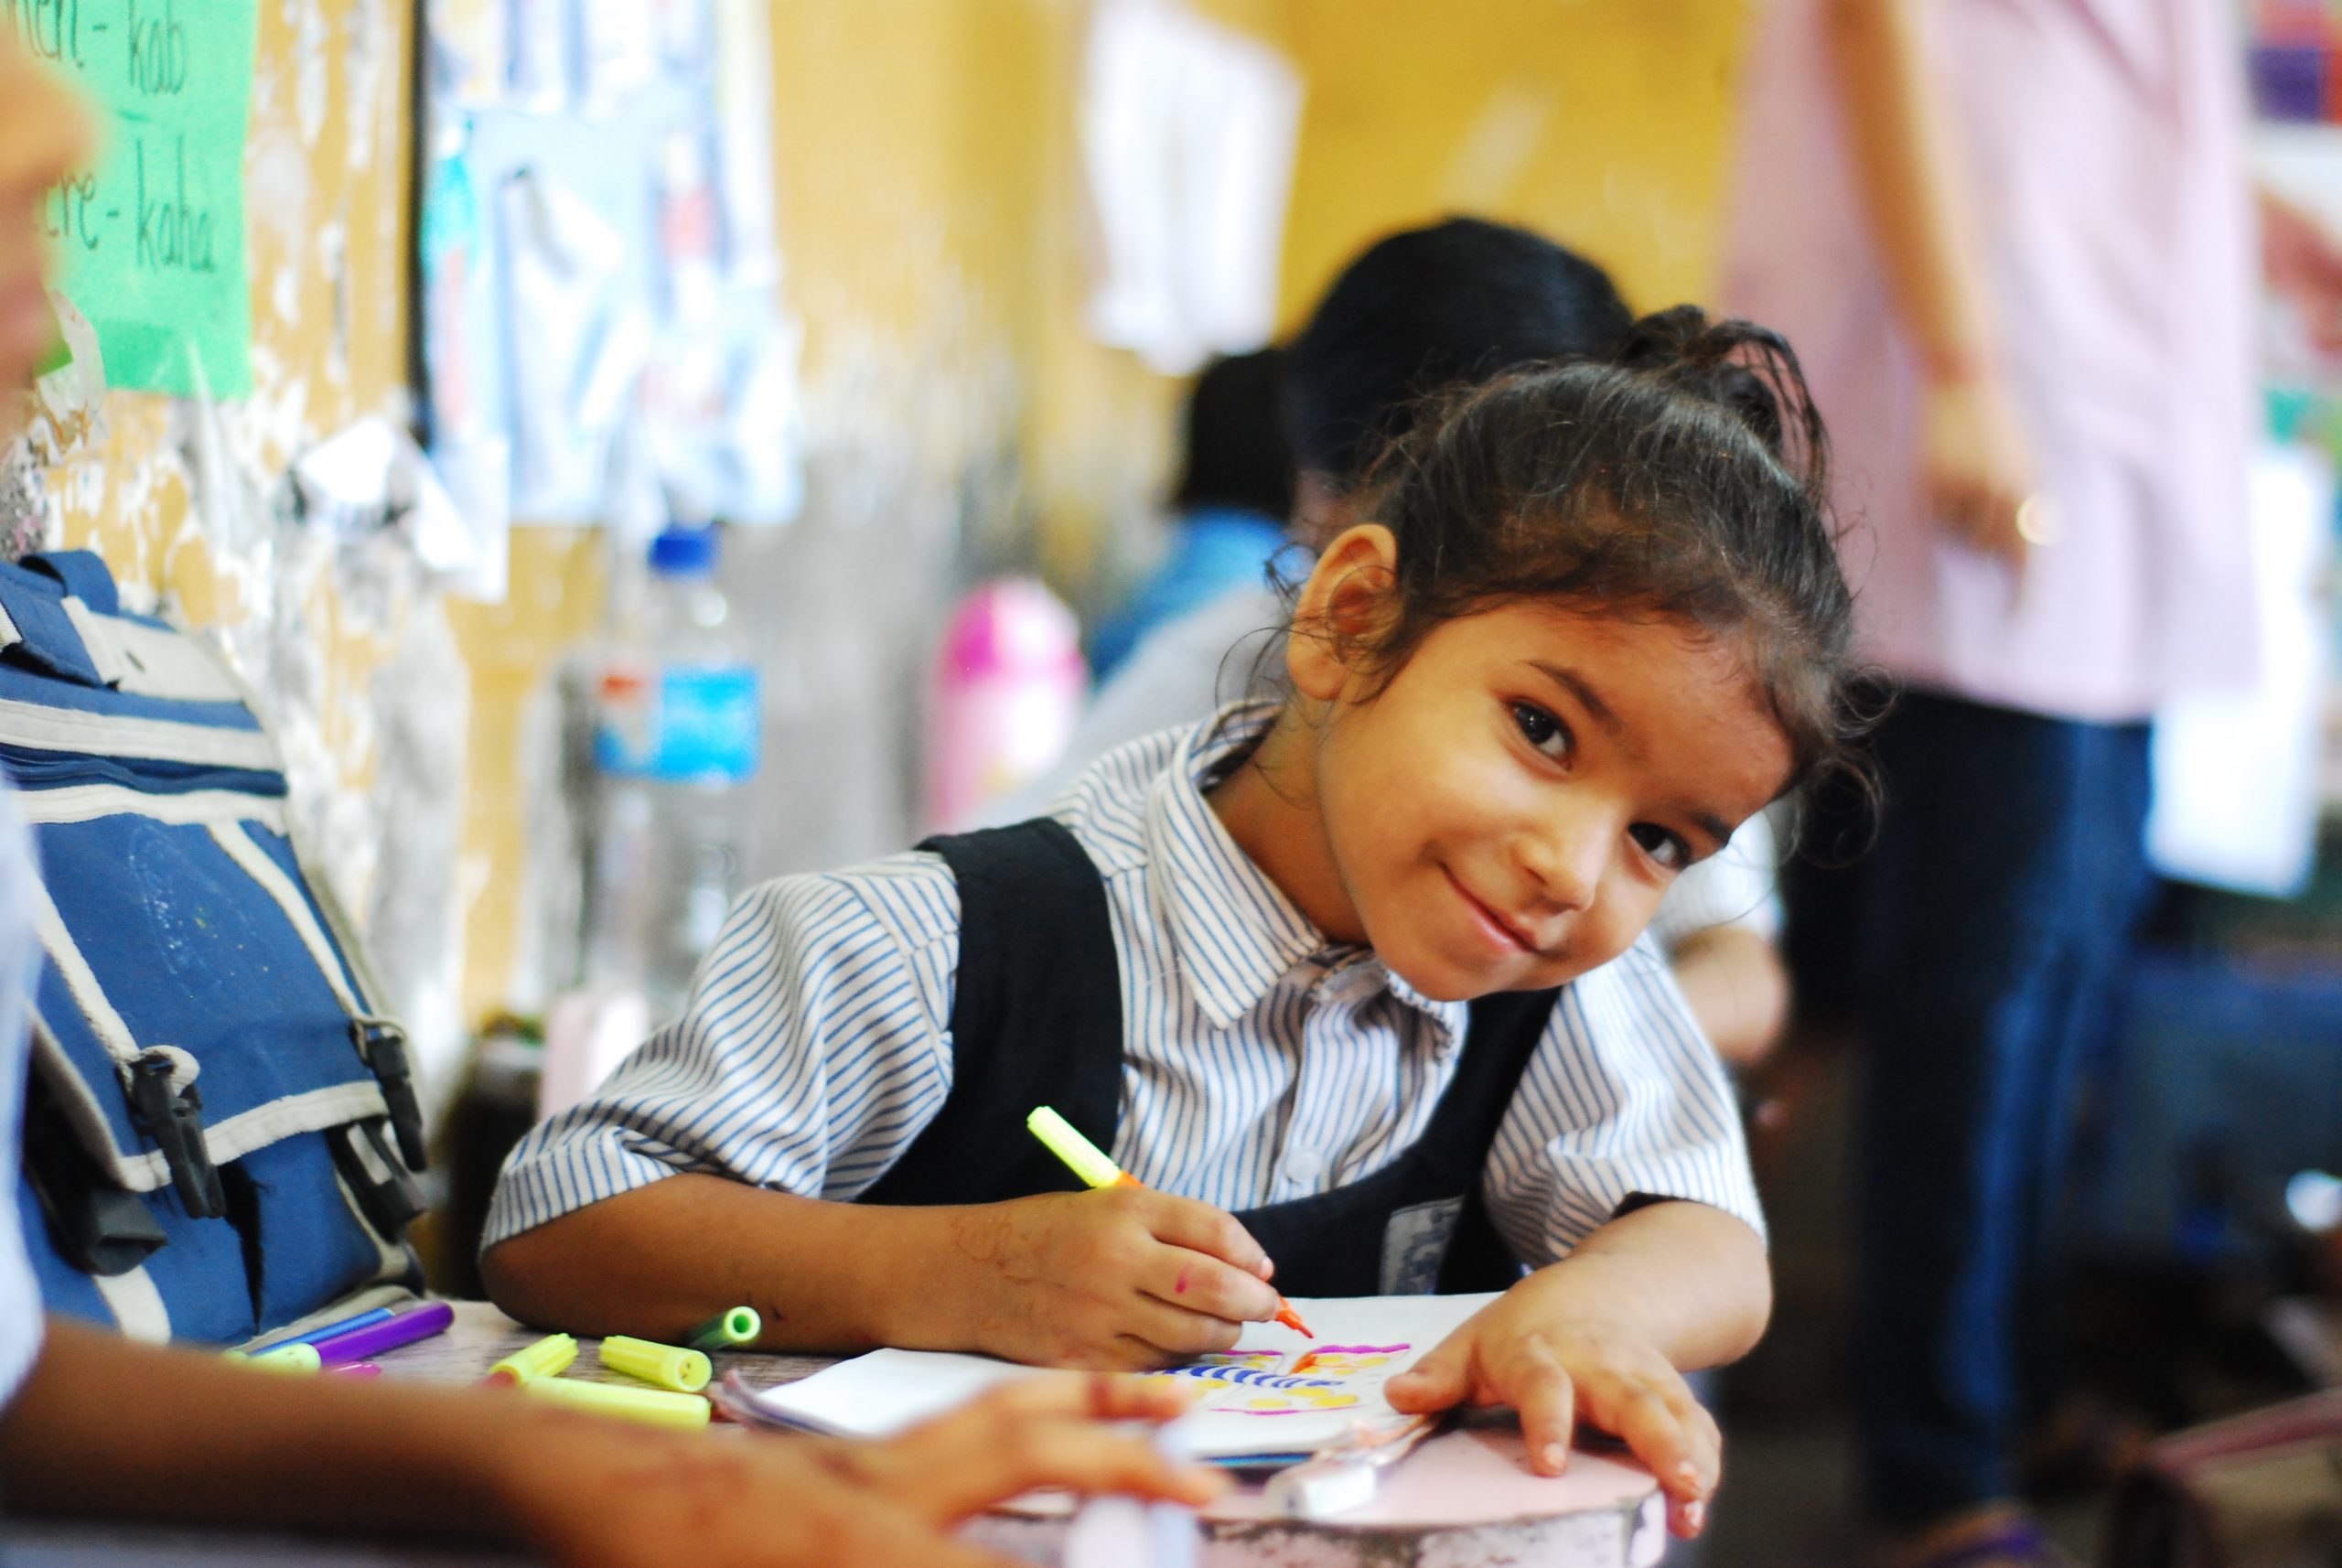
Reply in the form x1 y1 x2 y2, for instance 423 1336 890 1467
649 527 718 578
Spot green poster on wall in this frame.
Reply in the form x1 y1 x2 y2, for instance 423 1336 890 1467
7 0 258 397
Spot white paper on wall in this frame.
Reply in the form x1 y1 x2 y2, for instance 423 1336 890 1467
290 417 510 604
500 168 632 521
1081 0 1303 375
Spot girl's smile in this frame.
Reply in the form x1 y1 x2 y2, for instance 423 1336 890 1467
1211 526 1794 1004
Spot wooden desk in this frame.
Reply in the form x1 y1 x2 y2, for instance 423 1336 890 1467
366 1303 1665 1568
15 1303 1661 1568
370 1300 836 1393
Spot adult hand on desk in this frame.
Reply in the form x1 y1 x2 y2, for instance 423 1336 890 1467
945 1186 1283 1369
1384 1282 1722 1540
504 1373 1223 1568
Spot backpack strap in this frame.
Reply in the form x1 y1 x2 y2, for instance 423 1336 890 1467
855 820 1126 1206
23 551 123 615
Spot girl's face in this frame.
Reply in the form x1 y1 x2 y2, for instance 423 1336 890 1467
1274 528 1792 1003
0 36 96 392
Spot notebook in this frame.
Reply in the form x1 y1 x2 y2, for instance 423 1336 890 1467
747 1293 1498 1462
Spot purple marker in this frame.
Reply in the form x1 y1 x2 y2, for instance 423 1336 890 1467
310 1300 455 1366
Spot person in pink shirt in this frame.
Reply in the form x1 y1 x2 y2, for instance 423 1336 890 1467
1724 4 2342 1564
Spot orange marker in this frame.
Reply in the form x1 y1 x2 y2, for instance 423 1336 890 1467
1026 1105 1315 1338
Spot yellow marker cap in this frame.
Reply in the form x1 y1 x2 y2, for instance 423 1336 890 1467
242 1342 322 1373
523 1375 712 1430
1026 1105 1124 1189
485 1332 579 1387
599 1335 712 1393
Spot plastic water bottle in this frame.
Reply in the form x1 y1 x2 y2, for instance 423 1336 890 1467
586 526 761 1021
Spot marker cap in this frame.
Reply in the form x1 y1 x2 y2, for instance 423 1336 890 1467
487 1333 580 1387
599 1335 712 1393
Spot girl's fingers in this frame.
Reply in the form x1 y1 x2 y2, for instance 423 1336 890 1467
1138 1244 1281 1326
1123 1293 1250 1360
1384 1332 1473 1414
1583 1370 1717 1539
883 1417 1225 1522
1605 1380 1701 1489
940 1370 1191 1427
1499 1336 1577 1476
876 1374 1189 1495
1138 1191 1273 1279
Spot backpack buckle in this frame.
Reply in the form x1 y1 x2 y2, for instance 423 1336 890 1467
124 1052 227 1219
23 1066 167 1275
351 1019 427 1172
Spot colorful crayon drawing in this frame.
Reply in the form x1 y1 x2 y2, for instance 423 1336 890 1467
1288 1344 1407 1378
1149 1343 1414 1416
1190 1349 1285 1372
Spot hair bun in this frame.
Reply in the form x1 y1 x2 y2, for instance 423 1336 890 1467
1611 306 1828 494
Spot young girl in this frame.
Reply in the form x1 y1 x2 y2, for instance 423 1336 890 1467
486 307 1861 1541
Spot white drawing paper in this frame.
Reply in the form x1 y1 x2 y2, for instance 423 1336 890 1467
748 1294 1496 1462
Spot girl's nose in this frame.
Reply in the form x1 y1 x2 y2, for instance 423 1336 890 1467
1516 815 1607 915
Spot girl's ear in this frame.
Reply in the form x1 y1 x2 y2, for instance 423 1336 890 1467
1287 523 1401 702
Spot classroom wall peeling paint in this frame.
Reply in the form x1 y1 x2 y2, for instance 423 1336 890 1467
13 0 1755 1101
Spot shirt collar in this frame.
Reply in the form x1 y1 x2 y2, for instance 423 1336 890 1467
1146 705 1465 1050
1147 705 1327 1028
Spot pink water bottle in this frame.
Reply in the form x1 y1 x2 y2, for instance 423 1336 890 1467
927 577 1087 830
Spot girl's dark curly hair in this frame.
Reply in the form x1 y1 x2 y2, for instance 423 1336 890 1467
1315 305 1872 800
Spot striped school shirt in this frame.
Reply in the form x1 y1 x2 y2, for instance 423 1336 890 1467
485 709 1765 1263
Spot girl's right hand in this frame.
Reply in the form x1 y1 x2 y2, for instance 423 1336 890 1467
1919 371 2037 572
949 1187 1284 1369
503 1373 1225 1568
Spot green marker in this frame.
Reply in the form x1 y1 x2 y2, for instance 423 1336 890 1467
1026 1105 1133 1189
686 1305 760 1350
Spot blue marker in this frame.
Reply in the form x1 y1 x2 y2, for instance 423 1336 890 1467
254 1306 396 1354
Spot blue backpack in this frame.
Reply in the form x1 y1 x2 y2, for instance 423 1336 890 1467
7 550 425 1343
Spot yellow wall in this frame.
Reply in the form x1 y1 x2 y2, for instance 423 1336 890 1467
40 0 1755 1036
1272 0 1749 324
56 0 411 661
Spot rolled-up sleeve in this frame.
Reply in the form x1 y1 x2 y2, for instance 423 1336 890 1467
484 854 962 1250
1481 940 1765 1266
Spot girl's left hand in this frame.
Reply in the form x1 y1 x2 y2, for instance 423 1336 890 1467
1384 1286 1720 1540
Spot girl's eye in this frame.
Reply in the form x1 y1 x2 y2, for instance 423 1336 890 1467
1630 823 1690 873
1511 702 1571 760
